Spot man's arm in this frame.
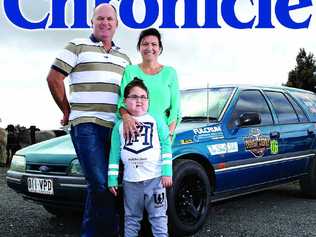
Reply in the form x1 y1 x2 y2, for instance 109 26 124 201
47 68 70 125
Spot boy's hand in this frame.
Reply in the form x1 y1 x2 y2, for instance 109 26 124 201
162 176 172 188
109 187 118 196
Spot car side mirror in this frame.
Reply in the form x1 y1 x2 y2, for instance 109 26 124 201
238 112 261 127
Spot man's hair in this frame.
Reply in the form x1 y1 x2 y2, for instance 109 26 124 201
92 3 117 19
137 28 163 54
124 78 148 98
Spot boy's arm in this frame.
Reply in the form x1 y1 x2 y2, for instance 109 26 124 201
108 122 121 187
155 116 173 177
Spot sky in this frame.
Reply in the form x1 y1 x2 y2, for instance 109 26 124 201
1 0 316 129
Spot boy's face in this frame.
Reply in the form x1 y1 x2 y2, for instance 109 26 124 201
125 86 148 116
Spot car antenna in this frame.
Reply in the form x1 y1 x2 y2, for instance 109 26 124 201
207 82 210 123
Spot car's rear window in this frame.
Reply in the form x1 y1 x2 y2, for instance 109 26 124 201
290 91 316 122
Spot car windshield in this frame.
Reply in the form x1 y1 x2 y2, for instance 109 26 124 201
181 87 235 122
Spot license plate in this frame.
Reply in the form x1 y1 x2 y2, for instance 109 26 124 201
27 177 54 195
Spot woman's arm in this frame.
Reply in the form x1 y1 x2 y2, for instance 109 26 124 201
167 68 181 128
118 67 141 140
119 107 140 140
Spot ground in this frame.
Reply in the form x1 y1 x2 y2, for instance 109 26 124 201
0 167 315 237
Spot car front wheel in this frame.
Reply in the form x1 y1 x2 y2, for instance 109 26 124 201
168 159 211 236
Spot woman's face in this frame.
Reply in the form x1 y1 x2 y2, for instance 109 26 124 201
139 35 161 62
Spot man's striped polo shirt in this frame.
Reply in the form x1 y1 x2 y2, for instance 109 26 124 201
52 35 131 128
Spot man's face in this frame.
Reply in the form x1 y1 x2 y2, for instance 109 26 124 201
91 5 118 42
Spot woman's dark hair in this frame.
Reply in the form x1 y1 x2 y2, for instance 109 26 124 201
124 77 148 98
137 28 163 54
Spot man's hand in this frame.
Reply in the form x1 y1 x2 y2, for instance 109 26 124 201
109 187 118 196
162 176 172 188
61 111 70 126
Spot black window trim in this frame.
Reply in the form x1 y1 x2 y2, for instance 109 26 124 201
263 90 307 125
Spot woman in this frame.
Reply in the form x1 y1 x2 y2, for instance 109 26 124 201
118 28 181 140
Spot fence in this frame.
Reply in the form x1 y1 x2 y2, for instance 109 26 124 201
0 125 67 166
0 128 7 166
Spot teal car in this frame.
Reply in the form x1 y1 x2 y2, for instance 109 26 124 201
7 85 316 236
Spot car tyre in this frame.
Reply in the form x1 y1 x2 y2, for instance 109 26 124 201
168 159 211 236
300 158 316 198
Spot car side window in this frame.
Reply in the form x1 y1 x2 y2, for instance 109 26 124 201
286 95 309 122
265 91 298 124
230 90 273 126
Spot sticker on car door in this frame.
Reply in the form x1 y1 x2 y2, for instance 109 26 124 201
244 128 270 158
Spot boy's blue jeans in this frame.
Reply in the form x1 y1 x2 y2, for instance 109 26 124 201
70 123 118 237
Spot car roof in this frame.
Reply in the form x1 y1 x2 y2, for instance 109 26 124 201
181 84 315 95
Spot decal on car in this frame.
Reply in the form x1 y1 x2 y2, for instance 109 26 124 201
270 139 279 154
244 128 270 158
180 139 193 145
193 126 224 142
295 94 316 114
310 107 316 113
207 142 238 155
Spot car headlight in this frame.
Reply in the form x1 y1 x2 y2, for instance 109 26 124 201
10 155 26 172
69 159 83 176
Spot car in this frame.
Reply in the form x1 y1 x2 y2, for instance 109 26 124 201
6 85 316 236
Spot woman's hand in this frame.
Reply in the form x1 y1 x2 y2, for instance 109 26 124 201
162 176 173 188
109 187 118 196
169 121 176 141
122 113 141 141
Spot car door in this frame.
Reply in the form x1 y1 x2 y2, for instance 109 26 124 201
215 89 279 192
264 90 314 178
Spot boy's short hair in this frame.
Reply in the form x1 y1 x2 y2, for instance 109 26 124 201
124 78 148 98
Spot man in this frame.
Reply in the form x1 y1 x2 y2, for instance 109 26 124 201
47 3 131 237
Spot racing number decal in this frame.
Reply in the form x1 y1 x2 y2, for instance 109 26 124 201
270 140 279 154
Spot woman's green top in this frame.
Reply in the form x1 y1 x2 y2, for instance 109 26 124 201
118 65 181 126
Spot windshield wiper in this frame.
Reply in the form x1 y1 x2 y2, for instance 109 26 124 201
182 116 217 122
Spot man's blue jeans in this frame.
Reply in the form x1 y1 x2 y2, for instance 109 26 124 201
70 123 118 237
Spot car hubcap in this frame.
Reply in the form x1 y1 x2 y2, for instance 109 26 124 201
175 174 207 225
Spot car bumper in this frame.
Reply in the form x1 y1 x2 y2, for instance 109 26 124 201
6 170 86 209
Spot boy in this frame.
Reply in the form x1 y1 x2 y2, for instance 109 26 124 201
108 78 172 237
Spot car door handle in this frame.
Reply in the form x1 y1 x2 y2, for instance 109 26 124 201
270 131 280 139
307 129 314 136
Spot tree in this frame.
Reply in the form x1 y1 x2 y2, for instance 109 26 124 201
286 48 316 92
